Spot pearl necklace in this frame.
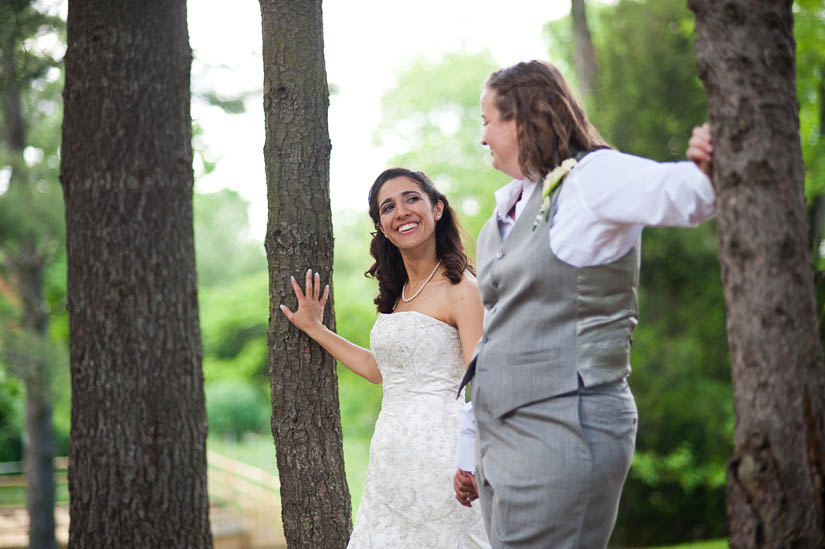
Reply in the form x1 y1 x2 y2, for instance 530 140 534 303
400 259 442 303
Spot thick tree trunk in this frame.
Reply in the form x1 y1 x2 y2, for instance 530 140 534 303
689 1 825 547
259 0 352 546
1 24 57 549
60 1 211 547
571 0 598 96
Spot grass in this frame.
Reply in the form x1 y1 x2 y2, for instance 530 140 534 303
646 541 727 549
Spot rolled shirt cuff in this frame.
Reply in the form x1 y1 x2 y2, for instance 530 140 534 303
455 401 477 473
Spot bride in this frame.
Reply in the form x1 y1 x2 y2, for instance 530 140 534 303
280 167 489 548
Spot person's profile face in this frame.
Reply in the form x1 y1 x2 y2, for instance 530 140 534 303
480 87 523 180
376 176 442 251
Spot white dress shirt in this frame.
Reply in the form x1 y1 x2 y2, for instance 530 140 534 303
455 148 715 472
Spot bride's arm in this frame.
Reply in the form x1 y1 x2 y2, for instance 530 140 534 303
449 273 484 367
280 269 382 384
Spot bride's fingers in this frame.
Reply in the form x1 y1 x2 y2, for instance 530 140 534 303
305 269 313 300
279 304 294 320
313 271 321 301
320 283 330 308
290 275 305 302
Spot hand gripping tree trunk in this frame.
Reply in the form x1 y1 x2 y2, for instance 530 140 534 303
689 1 825 546
60 1 211 546
259 1 352 546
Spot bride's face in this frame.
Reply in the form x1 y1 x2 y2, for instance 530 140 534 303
376 176 444 251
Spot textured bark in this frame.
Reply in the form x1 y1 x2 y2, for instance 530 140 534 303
1 16 57 548
60 1 211 547
259 0 352 546
571 0 598 96
689 1 825 547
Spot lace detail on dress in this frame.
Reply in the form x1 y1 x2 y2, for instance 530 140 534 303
347 311 489 549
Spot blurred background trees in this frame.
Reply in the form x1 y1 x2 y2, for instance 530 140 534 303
1 0 823 546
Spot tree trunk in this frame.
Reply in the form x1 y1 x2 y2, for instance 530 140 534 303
61 1 211 547
259 0 352 546
571 0 598 96
20 243 57 549
1 18 57 548
689 1 825 546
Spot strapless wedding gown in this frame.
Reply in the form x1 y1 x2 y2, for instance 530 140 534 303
347 311 489 548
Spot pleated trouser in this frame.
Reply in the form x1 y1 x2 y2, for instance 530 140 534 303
473 378 637 549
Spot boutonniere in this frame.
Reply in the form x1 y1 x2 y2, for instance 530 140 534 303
532 158 578 231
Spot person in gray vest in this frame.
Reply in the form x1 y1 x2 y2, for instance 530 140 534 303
451 60 715 548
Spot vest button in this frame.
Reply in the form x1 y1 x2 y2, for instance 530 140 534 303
482 336 489 343
496 251 504 259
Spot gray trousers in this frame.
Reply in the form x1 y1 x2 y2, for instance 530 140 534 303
473 379 637 548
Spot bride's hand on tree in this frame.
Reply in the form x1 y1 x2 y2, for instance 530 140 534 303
280 269 329 335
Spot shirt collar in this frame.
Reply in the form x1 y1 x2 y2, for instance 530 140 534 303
493 179 537 220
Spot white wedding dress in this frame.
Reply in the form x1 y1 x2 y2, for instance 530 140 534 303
347 311 489 548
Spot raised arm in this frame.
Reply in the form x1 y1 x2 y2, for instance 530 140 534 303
279 269 382 384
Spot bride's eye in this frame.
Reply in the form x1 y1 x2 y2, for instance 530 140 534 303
381 203 394 214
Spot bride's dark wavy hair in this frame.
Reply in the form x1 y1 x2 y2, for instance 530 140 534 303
365 168 473 314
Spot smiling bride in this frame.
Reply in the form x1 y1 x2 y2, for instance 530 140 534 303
280 167 489 548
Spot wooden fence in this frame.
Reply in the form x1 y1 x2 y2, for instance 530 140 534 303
0 454 285 549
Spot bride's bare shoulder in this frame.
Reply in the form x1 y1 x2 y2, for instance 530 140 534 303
446 270 482 312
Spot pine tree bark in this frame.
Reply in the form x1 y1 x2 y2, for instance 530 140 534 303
571 0 598 96
259 0 352 546
60 1 211 547
689 1 825 546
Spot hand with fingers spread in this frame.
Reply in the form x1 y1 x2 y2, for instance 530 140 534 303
280 269 330 336
687 122 713 181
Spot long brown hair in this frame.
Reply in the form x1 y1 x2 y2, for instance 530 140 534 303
485 60 610 182
365 168 472 314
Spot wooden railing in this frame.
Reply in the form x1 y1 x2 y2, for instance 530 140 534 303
0 454 285 549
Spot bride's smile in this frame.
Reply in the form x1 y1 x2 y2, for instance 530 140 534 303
376 175 443 250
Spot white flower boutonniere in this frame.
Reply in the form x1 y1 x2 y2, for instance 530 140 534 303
532 158 578 232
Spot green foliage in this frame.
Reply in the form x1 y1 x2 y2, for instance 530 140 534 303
193 188 266 288
330 209 382 440
199 269 269 384
795 0 825 200
0 0 69 464
205 379 270 439
0 371 23 461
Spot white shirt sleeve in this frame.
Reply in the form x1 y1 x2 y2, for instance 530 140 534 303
455 401 477 473
550 149 715 267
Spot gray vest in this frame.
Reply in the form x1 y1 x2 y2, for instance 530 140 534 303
471 180 639 419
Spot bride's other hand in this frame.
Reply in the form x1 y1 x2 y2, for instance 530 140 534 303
280 269 329 335
453 469 478 508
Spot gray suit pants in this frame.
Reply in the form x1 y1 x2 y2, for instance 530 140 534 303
473 379 637 548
